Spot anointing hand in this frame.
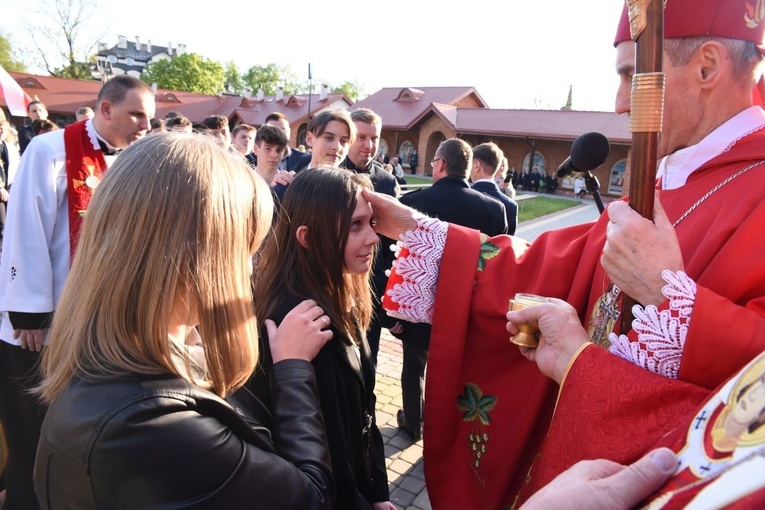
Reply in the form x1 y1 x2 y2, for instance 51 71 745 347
361 188 417 240
601 196 683 306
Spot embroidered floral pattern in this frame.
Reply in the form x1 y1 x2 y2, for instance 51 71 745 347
478 235 501 271
457 383 497 470
608 270 696 379
385 215 447 323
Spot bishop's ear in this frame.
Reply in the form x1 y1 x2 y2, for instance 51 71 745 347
295 225 310 249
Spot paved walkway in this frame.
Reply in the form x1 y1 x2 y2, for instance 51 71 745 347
375 197 605 509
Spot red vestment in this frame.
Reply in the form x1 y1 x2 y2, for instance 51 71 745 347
523 346 765 509
404 127 765 509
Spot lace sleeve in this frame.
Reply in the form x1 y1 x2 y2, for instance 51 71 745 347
607 270 696 379
384 215 448 323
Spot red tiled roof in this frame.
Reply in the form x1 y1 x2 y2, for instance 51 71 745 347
10 73 102 114
354 86 486 129
3 72 352 124
452 108 631 144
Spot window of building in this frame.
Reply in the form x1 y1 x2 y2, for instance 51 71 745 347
522 152 546 175
399 141 414 167
608 159 627 195
378 139 389 160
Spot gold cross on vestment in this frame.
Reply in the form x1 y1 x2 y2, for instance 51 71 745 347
588 283 622 348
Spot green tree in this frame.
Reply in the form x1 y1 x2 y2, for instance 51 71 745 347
24 0 104 79
0 33 26 72
224 61 245 95
142 53 225 95
242 63 297 95
332 81 364 102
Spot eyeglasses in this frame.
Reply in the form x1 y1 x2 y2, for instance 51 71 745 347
430 158 443 167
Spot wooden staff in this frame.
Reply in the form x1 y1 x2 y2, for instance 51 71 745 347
620 0 664 333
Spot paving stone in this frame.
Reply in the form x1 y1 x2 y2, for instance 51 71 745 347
388 458 416 476
399 475 426 494
390 487 417 508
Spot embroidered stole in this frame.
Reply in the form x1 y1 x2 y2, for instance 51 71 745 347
64 120 106 262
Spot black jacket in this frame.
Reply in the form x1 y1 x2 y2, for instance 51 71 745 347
402 176 507 237
34 361 334 510
471 180 519 235
245 296 389 509
396 176 507 349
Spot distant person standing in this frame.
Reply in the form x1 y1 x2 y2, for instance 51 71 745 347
471 143 518 235
18 100 48 155
408 149 418 174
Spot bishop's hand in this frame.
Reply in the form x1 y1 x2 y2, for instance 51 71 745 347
506 298 590 384
601 196 683 306
362 188 418 240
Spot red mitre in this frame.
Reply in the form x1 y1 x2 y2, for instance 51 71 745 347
614 0 765 54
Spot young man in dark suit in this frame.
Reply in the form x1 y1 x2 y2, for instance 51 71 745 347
395 138 506 440
471 142 518 235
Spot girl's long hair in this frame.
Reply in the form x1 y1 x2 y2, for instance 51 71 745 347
254 168 374 344
39 133 274 402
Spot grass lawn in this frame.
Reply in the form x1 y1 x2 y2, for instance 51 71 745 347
517 194 581 223
401 175 432 186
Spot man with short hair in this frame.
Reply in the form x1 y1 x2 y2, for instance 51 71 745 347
342 108 399 365
202 115 230 149
471 142 518 234
394 138 506 441
264 112 306 170
18 100 48 154
166 115 193 133
75 106 94 122
231 124 257 166
252 124 288 185
0 75 155 510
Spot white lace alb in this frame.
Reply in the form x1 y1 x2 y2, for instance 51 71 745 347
385 215 448 323
608 270 696 379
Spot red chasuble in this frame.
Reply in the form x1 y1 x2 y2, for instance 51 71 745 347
64 120 107 261
521 346 765 509
388 127 765 510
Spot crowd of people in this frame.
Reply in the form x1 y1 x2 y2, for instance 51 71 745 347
1 1 764 508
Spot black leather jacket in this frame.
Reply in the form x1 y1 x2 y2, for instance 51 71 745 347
34 360 334 509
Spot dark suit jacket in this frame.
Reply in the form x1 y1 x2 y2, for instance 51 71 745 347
397 176 507 349
281 147 307 171
472 180 519 235
249 147 307 171
401 176 507 237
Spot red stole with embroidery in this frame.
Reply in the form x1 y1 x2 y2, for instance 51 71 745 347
64 120 106 262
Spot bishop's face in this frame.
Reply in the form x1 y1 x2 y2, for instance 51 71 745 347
614 41 702 159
